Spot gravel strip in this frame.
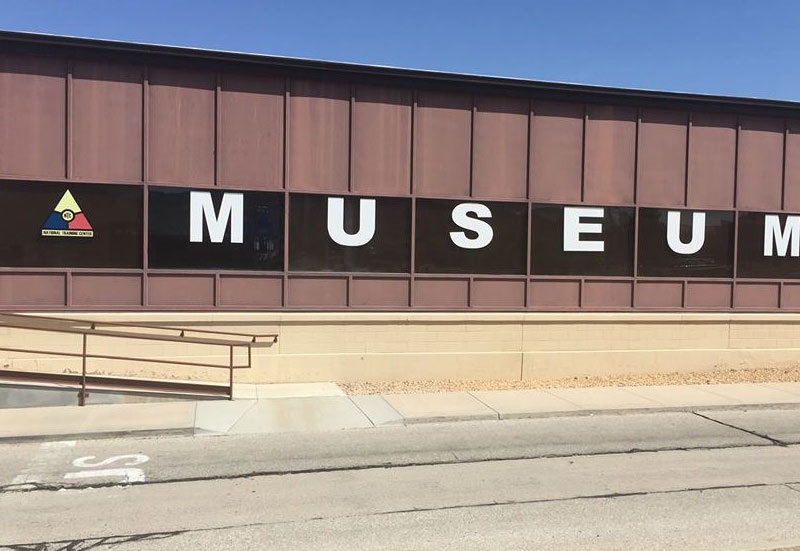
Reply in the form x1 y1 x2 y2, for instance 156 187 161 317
339 366 800 395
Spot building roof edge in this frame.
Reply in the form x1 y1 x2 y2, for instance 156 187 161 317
2 29 800 116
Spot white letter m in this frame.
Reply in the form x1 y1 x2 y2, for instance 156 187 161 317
190 192 243 244
764 215 800 257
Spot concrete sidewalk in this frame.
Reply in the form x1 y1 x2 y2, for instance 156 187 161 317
1 381 800 442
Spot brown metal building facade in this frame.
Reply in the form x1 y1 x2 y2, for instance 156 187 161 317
3 30 800 313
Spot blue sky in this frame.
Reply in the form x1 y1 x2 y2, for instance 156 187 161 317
3 0 800 100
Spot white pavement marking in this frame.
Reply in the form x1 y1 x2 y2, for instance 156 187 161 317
71 454 149 469
64 468 146 484
41 440 77 449
9 440 76 487
64 454 150 484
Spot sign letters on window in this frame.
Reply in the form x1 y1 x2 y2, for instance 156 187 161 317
3 183 800 280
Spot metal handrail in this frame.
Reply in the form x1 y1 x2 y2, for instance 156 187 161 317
0 312 279 344
0 313 279 405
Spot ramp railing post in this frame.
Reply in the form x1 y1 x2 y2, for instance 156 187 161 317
229 345 234 400
79 333 88 406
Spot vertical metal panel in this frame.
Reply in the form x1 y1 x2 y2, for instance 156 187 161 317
66 62 73 180
635 281 682 308
148 275 215 306
72 274 142 306
584 105 636 204
783 119 800 211
215 75 221 186
0 54 66 178
734 282 780 308
736 116 784 210
582 281 633 308
413 91 471 197
142 68 150 306
352 85 412 195
687 112 736 208
148 67 215 185
0 274 66 306
637 109 687 206
218 275 283 306
685 282 732 308
350 277 410 307
529 280 580 308
287 276 348 306
524 202 532 306
530 101 583 202
470 279 526 308
72 61 143 182
413 278 469 307
472 96 528 199
219 73 284 190
287 79 349 192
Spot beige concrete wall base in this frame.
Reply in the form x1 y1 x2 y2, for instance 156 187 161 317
262 353 522 383
2 312 800 383
522 349 800 380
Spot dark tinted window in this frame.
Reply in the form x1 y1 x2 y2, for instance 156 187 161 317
0 180 142 268
637 208 734 277
149 187 284 270
738 211 800 279
531 204 634 276
415 199 527 274
289 194 411 273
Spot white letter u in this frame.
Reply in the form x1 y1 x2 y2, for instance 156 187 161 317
666 211 706 255
327 198 376 247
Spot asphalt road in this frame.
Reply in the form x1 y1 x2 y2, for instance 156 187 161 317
2 408 800 550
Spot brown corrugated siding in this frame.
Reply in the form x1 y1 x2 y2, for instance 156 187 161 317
784 119 800 211
529 101 583 203
148 68 216 185
472 96 528 200
287 276 348 307
470 279 526 308
736 116 784 210
352 85 412 195
582 280 633 309
350 277 410 308
218 275 283 307
584 105 636 204
635 281 683 308
734 282 780 308
0 54 66 179
687 112 737 209
71 61 143 182
0 273 66 306
287 80 349 192
4 48 800 311
413 91 472 197
780 283 800 308
685 282 732 308
71 274 143 306
636 108 687 207
219 74 284 190
147 275 215 307
413 278 470 308
529 280 581 309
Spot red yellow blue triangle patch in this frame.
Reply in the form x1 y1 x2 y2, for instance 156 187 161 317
42 190 94 237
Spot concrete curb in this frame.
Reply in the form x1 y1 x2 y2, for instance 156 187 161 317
6 402 800 443
492 401 800 420
401 412 501 425
0 427 194 444
1 382 799 443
